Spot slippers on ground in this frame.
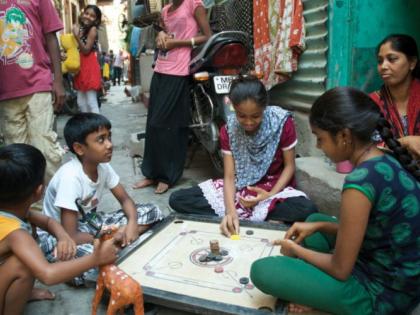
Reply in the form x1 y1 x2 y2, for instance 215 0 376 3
132 178 155 189
154 182 169 194
28 288 56 302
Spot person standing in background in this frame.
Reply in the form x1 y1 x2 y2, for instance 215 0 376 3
72 5 102 113
133 0 212 194
112 49 124 86
0 0 65 185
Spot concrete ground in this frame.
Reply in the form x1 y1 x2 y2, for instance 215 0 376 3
24 85 217 315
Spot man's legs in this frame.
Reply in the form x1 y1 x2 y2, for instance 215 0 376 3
0 95 31 145
26 93 64 183
0 93 63 184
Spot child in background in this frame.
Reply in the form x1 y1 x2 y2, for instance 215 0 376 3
0 144 117 314
251 87 420 314
170 76 317 236
38 113 162 286
72 5 102 113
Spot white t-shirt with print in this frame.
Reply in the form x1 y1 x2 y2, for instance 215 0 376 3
42 158 120 223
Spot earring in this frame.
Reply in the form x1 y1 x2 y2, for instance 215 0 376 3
343 141 347 146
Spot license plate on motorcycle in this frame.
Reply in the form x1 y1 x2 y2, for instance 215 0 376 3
213 76 236 94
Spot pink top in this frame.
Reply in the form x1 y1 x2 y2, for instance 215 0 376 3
154 0 203 76
0 0 63 101
220 116 298 190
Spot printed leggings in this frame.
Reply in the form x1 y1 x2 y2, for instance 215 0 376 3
250 213 373 315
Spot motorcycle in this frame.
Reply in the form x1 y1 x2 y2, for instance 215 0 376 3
188 31 249 173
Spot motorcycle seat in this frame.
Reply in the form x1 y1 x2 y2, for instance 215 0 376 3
189 36 243 73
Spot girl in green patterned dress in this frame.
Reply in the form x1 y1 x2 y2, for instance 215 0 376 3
251 87 420 315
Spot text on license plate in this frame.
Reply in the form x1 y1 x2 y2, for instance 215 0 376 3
213 76 236 94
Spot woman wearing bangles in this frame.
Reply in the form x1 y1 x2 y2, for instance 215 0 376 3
133 0 211 194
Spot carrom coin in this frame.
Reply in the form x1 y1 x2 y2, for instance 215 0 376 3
214 266 224 273
246 230 254 235
220 249 229 256
239 277 249 285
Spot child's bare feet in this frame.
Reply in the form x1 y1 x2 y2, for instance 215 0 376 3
28 288 55 302
155 182 169 194
288 303 313 313
132 178 155 189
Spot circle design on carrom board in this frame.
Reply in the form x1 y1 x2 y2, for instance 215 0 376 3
190 247 233 267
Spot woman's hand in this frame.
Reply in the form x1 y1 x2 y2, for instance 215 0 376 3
220 212 239 237
273 239 299 257
156 31 170 49
238 186 270 208
284 222 319 244
399 135 420 159
54 234 77 261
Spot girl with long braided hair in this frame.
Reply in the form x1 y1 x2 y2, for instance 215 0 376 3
251 87 420 315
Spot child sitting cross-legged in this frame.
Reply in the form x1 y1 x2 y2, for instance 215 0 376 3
0 144 118 315
38 113 163 286
251 87 420 314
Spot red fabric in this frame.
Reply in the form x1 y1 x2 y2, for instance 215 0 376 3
219 116 297 194
73 52 101 92
370 79 420 137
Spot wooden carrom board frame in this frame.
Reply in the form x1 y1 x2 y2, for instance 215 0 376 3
117 214 288 315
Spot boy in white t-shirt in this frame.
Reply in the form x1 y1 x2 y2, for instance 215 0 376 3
38 113 162 286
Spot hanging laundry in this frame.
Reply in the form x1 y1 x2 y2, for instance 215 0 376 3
273 0 305 82
253 0 305 88
130 27 142 57
253 0 272 86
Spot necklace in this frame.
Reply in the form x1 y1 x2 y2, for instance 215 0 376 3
353 144 374 166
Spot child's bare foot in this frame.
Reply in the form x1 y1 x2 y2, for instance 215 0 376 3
133 178 155 189
28 288 55 302
155 182 169 194
288 303 313 313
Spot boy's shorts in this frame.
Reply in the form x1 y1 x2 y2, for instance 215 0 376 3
38 203 163 286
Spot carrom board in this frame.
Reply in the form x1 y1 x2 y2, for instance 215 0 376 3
117 214 287 314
